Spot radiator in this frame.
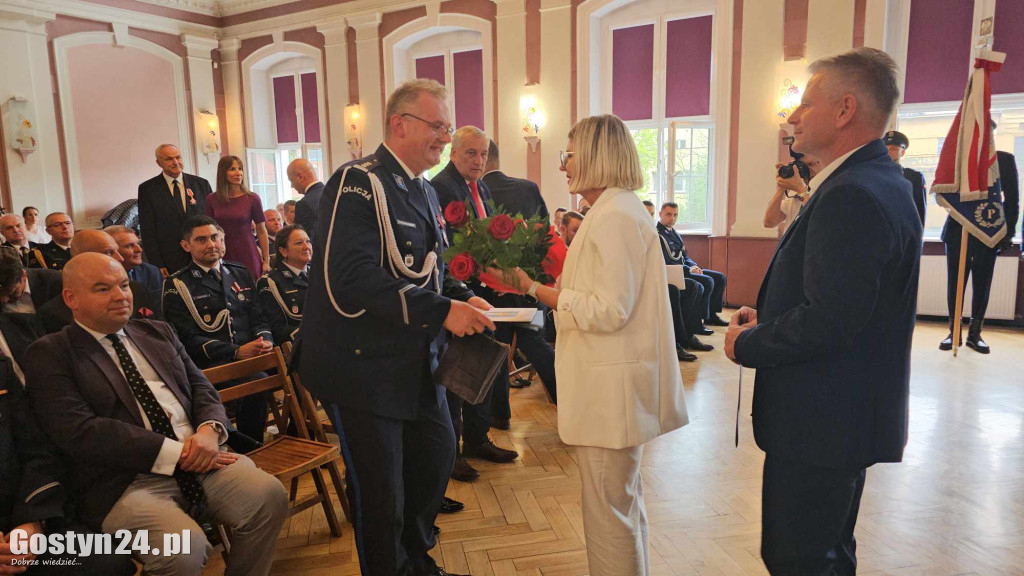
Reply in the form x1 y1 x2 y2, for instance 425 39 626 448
916 255 1019 320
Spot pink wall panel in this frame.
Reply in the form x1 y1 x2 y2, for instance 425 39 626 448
273 75 298 144
66 43 180 223
300 72 321 143
612 24 654 121
904 0 974 104
665 16 713 118
453 49 485 130
992 0 1024 95
415 55 446 86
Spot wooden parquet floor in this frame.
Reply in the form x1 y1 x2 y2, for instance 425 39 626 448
203 316 1024 575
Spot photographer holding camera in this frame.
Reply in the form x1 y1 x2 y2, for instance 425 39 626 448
764 144 821 232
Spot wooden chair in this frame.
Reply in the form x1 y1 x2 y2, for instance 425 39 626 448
280 342 352 522
203 348 344 537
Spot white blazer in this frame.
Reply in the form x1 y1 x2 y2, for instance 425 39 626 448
554 188 688 449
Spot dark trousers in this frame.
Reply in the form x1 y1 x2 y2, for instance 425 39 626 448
690 269 726 319
447 386 493 448
944 233 998 325
668 279 706 345
761 455 866 576
324 385 456 576
208 369 269 446
506 322 557 403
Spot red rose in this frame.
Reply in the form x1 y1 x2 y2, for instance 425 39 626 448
488 214 516 241
449 252 477 281
444 201 469 228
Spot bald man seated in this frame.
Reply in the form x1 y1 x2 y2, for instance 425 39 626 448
23 253 288 576
36 230 163 333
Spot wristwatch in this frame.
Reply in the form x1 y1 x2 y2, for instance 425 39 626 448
526 281 541 301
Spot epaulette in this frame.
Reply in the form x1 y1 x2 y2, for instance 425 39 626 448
221 259 248 271
347 154 380 173
167 265 189 279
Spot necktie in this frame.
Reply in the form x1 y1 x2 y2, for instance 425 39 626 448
209 268 222 283
105 334 206 513
172 180 184 213
299 270 307 282
468 181 487 218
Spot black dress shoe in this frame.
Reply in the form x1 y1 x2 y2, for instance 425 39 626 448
676 347 698 362
439 496 464 514
682 335 714 352
706 314 730 327
491 417 510 431
462 439 518 463
432 525 441 535
509 377 531 389
450 456 479 482
938 333 960 351
966 332 990 354
695 326 715 336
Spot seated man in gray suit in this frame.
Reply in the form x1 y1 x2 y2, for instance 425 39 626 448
24 253 288 576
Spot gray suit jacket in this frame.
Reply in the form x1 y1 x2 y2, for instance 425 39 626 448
24 319 230 529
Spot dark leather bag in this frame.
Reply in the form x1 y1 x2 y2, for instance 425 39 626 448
436 333 509 404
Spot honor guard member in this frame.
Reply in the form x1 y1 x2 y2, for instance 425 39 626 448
27 212 74 270
656 203 729 327
940 150 1019 354
257 224 311 343
163 215 274 443
885 130 928 223
299 79 494 576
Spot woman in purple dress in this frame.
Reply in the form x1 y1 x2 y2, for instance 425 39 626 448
206 155 270 278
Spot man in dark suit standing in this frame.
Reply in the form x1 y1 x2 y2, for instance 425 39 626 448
289 158 325 242
137 143 211 276
939 150 1019 353
481 140 549 220
884 130 928 223
0 249 62 315
24 253 288 575
301 80 494 576
725 48 921 575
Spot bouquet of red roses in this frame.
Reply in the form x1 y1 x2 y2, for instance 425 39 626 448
442 200 563 291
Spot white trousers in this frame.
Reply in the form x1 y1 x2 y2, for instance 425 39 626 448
576 444 650 576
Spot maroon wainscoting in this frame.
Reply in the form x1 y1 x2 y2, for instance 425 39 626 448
681 235 778 308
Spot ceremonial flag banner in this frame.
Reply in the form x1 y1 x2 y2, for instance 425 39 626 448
931 49 1008 248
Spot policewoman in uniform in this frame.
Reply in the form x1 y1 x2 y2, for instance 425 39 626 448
299 79 494 576
257 224 311 343
162 215 274 443
885 130 928 224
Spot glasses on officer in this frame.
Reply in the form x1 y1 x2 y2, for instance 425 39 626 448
46 220 72 229
401 114 454 138
559 150 575 168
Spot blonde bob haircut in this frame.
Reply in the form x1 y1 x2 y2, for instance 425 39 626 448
566 114 644 195
385 79 448 136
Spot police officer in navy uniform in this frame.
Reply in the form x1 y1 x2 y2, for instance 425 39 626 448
162 215 274 442
27 213 74 271
257 224 311 343
656 203 729 327
884 130 928 223
940 149 1019 354
299 79 494 576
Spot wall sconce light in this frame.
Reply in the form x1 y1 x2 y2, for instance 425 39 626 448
197 110 221 157
776 79 803 120
520 95 544 152
345 103 363 159
5 97 37 163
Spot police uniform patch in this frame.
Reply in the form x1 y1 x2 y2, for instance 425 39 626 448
292 306 299 314
405 254 414 267
192 270 203 278
394 174 407 191
283 271 292 278
342 185 372 201
203 314 211 322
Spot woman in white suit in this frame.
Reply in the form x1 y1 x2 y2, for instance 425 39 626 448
498 114 688 575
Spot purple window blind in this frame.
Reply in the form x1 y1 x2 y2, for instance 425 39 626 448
665 16 713 118
300 72 320 143
453 49 485 129
992 0 1024 95
415 55 446 86
612 24 654 121
904 0 975 104
273 75 298 144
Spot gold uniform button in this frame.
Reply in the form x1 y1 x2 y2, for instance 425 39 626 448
405 241 412 247
354 349 362 355
421 324 429 329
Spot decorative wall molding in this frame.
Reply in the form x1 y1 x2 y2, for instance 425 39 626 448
52 30 194 227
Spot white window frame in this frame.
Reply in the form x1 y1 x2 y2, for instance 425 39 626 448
267 69 324 203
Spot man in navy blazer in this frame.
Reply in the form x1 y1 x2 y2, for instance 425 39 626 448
725 48 922 575
288 158 325 242
137 144 211 276
481 140 549 220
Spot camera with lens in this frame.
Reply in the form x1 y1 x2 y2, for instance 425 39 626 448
777 138 811 182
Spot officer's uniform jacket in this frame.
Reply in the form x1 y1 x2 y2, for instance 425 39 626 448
27 241 71 270
656 222 697 270
257 260 307 343
162 259 273 368
299 144 474 420
1 241 38 268
901 166 928 224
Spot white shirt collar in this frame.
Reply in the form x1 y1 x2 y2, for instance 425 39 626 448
283 261 307 276
303 181 321 194
194 259 222 274
382 143 419 181
162 172 182 186
808 143 869 193
76 320 125 343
